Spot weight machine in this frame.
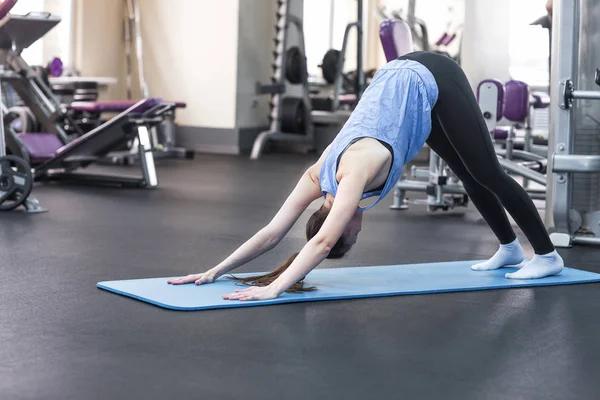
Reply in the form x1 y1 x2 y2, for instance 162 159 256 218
250 0 314 160
250 0 366 160
377 0 463 63
379 19 549 212
310 0 366 112
545 0 600 247
0 2 165 194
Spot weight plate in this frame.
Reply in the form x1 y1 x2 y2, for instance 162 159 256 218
0 155 33 211
285 46 305 85
280 97 305 134
321 49 340 84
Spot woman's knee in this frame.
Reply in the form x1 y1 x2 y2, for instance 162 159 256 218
468 164 510 190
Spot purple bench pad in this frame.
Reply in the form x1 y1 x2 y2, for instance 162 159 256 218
504 80 530 122
20 133 63 163
70 98 186 113
379 19 413 62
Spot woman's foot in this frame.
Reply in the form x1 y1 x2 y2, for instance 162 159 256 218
505 250 564 279
471 238 524 271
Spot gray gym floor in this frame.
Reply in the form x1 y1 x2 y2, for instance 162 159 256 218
1 154 599 400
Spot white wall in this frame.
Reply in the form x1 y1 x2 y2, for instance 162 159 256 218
139 0 239 128
461 0 511 89
72 0 127 101
43 0 74 69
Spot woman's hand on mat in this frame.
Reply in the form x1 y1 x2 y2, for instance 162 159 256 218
222 285 279 301
167 269 220 285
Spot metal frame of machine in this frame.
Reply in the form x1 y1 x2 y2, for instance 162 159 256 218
250 0 315 160
250 0 365 160
545 0 600 247
0 7 164 195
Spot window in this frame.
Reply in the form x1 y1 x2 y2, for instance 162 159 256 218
378 0 464 66
303 0 334 77
508 0 550 89
303 0 366 78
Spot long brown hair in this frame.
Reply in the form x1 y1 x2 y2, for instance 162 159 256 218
230 204 349 292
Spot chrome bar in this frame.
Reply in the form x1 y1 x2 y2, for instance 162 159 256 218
553 154 600 173
529 193 547 200
136 125 158 188
571 90 600 100
498 158 547 185
496 149 546 162
572 236 600 245
397 180 467 195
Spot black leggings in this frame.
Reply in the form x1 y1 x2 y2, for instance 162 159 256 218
399 51 554 255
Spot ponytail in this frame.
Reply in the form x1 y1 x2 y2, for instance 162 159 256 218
230 202 350 292
229 252 316 293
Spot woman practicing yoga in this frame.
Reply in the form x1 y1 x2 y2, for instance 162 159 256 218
168 51 564 301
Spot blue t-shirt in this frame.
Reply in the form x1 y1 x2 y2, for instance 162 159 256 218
319 59 439 211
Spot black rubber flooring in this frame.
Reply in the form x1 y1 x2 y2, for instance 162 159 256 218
1 153 599 400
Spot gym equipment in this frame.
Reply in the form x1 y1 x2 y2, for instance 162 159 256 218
284 46 305 85
96 260 600 311
0 154 32 211
0 2 190 165
6 105 38 133
0 108 42 212
0 10 83 143
377 2 463 64
251 0 366 159
0 2 186 188
497 81 550 188
279 97 305 134
0 1 44 213
68 100 193 165
391 79 548 211
380 19 550 212
379 19 413 62
250 0 315 160
377 0 429 52
0 6 165 188
319 49 340 85
19 99 166 187
545 0 600 247
311 0 365 112
481 80 550 201
404 0 429 52
379 20 468 211
48 78 121 138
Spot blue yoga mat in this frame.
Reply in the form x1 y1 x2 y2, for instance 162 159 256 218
97 260 600 311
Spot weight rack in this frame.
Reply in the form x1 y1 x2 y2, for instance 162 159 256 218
250 0 314 160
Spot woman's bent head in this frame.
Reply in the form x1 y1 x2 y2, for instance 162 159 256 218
306 202 362 258
230 199 362 292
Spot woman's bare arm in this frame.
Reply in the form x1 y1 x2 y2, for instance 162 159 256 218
211 170 323 275
222 171 368 300
169 147 332 285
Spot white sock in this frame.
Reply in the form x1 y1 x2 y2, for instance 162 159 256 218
471 238 524 271
505 250 564 279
